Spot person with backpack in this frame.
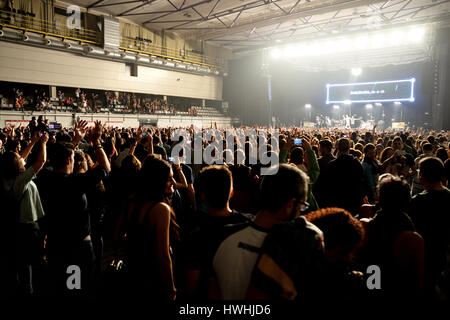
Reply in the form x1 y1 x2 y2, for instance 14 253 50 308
210 164 315 300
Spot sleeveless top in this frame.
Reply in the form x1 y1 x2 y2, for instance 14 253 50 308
125 201 178 297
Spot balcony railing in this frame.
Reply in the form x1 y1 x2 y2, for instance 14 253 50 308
0 9 226 71
0 9 101 44
120 36 227 71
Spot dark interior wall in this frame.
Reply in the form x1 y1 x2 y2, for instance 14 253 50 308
224 54 433 127
444 49 450 130
223 54 270 125
439 27 450 131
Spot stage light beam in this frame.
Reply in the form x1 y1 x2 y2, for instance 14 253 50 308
408 27 425 43
271 48 281 59
351 67 362 76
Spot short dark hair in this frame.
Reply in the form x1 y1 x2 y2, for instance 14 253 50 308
0 151 21 179
378 175 410 211
290 147 303 165
419 157 444 183
229 164 252 191
337 138 350 153
153 145 167 160
197 165 232 210
319 139 333 152
422 143 433 152
364 143 376 154
258 164 308 212
51 142 74 169
393 136 402 144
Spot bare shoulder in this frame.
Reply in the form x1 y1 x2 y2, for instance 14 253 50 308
151 202 171 214
148 202 172 225
395 231 424 248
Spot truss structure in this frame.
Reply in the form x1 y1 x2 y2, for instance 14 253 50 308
67 0 450 52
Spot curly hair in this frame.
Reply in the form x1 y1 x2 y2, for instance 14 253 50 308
304 208 365 251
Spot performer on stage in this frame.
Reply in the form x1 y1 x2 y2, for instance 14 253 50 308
344 114 351 128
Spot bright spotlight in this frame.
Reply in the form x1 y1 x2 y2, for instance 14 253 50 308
284 46 296 57
408 27 425 43
333 105 340 110
310 42 322 56
343 100 351 105
351 67 362 76
271 48 281 59
296 44 307 56
365 104 373 109
388 31 404 46
322 40 336 54
394 101 402 105
305 104 312 109
375 103 382 107
371 33 385 49
337 38 351 52
354 36 369 50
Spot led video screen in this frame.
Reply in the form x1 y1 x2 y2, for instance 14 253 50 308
326 78 415 104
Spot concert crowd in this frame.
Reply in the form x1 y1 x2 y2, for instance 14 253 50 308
0 118 449 301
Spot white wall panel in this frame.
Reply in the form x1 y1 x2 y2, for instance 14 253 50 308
0 42 223 100
0 110 232 128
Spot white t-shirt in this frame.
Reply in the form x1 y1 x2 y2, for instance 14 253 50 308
2 167 45 223
213 224 268 300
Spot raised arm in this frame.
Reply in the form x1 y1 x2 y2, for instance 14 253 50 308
21 130 40 160
302 138 320 185
91 120 111 173
72 120 88 148
129 126 143 156
31 132 49 174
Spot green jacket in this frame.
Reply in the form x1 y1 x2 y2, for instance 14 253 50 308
280 148 320 212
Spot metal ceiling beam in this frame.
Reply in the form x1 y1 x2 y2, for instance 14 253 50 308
207 0 222 18
142 0 213 24
167 27 226 30
230 9 244 28
393 1 448 20
368 4 389 21
299 16 322 32
143 20 197 23
115 10 175 16
88 0 106 9
230 2 446 46
192 6 206 20
214 16 229 28
195 0 387 41
232 10 450 53
164 0 281 30
378 0 410 11
272 2 287 14
117 0 157 16
289 0 302 14
90 0 142 9
390 0 412 20
167 0 179 10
